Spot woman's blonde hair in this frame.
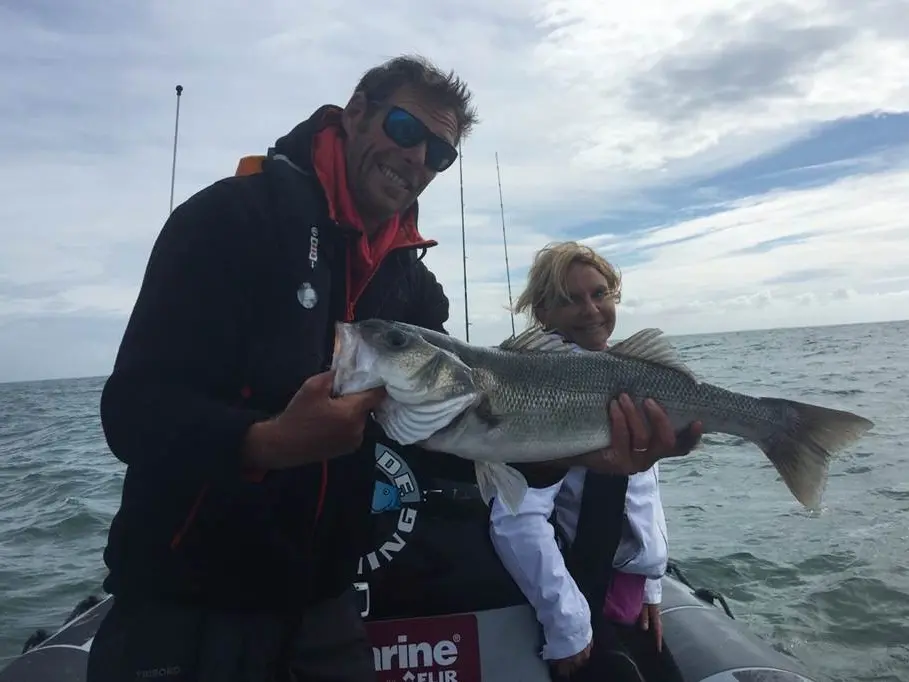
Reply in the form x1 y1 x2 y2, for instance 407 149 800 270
514 241 622 327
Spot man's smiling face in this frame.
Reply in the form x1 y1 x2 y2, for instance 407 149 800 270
341 84 459 230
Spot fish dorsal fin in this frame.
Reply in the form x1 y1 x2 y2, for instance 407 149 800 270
608 328 697 380
499 325 576 353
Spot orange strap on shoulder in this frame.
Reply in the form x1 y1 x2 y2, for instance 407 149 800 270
235 155 266 176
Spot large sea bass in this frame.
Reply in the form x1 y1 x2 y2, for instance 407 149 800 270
331 319 874 514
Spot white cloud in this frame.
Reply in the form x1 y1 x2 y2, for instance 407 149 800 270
613 167 909 318
1 0 908 380
444 165 909 344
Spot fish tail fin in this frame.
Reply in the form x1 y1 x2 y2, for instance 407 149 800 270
475 461 529 514
756 397 874 510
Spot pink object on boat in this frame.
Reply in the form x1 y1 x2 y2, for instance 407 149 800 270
603 570 646 625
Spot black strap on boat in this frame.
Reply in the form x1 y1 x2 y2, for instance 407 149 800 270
666 561 736 619
20 629 48 654
20 594 102 653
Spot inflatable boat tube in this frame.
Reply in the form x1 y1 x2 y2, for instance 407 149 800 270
0 566 818 682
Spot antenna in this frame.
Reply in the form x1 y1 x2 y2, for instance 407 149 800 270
169 85 184 215
458 141 470 341
495 152 516 336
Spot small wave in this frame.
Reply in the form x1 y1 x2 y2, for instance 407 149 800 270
817 387 865 397
9 508 108 542
796 551 868 576
874 488 909 502
797 577 909 647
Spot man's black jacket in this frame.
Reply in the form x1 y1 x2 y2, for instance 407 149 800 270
99 106 560 613
100 105 452 610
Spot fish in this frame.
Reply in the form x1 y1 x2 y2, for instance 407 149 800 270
330 319 875 515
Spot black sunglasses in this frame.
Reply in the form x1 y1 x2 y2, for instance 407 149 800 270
382 106 459 173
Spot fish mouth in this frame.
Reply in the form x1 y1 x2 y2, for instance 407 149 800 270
332 321 354 366
330 322 352 396
331 322 383 396
332 323 343 359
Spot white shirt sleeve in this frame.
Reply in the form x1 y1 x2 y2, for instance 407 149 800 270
644 577 663 604
489 476 592 661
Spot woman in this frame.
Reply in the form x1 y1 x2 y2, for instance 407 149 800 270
490 241 688 682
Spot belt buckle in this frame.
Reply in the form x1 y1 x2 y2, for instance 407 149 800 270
352 581 370 618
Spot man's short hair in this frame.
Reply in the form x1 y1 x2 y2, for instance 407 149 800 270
354 54 479 141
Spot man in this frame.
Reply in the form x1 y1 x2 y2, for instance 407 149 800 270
88 55 698 682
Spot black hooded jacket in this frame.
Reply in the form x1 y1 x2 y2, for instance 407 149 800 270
98 106 465 611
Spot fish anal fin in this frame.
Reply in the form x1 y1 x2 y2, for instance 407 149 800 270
475 461 528 514
498 325 576 353
608 328 697 380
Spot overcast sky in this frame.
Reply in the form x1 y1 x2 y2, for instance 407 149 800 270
1 0 908 382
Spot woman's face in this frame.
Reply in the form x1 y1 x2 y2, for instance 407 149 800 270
538 263 617 351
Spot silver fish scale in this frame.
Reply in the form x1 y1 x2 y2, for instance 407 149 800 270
458 346 782 459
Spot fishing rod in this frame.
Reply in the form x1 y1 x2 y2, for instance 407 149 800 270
495 152 516 337
169 84 184 215
458 140 470 342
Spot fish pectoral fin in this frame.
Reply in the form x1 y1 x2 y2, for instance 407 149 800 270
498 325 578 353
377 393 479 445
474 393 503 428
608 328 697 380
475 461 529 514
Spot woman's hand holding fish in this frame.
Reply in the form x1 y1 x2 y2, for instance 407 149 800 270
574 394 703 475
242 370 387 469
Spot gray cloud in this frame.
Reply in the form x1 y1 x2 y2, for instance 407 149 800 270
833 0 909 41
0 280 63 301
626 8 855 119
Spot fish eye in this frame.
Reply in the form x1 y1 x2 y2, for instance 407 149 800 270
385 329 408 348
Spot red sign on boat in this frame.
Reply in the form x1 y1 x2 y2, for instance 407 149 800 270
366 613 482 682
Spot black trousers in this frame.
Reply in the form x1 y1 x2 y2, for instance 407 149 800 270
85 588 375 682
555 613 684 682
